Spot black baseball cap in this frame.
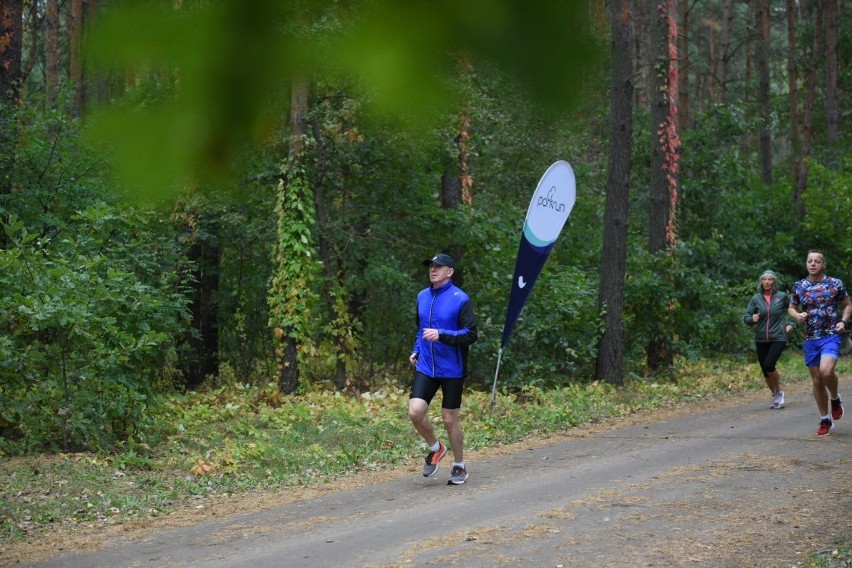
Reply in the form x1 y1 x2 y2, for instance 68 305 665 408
423 253 455 268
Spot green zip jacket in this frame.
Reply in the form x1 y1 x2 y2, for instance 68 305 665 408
743 290 793 343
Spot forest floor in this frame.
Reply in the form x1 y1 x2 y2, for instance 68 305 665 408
4 375 851 567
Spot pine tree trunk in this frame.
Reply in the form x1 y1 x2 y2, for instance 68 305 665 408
795 1 822 221
677 0 689 129
0 0 23 105
275 76 310 395
183 229 221 388
633 0 651 109
0 0 24 207
68 0 85 117
824 0 839 149
719 0 734 101
787 0 801 185
596 0 634 387
647 0 680 372
756 0 773 184
46 0 59 109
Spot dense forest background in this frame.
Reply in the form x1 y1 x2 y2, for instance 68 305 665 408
0 0 849 454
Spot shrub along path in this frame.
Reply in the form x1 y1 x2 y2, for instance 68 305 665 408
8 376 851 567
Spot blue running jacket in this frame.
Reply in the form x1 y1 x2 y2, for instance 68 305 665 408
412 280 478 378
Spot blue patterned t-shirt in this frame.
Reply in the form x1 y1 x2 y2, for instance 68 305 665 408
791 276 848 340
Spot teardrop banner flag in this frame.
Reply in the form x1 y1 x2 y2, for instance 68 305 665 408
490 160 577 409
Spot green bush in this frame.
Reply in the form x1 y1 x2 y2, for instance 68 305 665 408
0 208 189 454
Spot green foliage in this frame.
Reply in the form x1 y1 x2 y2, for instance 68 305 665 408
268 163 320 359
0 109 191 454
0 210 189 453
83 1 600 198
624 244 752 373
798 158 852 280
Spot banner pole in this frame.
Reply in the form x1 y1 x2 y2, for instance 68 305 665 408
490 347 503 411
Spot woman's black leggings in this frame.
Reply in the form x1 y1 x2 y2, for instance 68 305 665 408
755 341 787 376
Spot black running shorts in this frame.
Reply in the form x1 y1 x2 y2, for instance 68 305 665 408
410 372 464 409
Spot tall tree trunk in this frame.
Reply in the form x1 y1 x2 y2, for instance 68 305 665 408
68 0 85 118
756 0 773 184
46 0 59 109
794 0 822 221
706 17 718 106
787 0 801 185
719 0 734 101
272 75 311 395
823 0 838 149
596 0 634 387
0 0 22 105
647 0 680 372
0 0 24 208
633 0 651 110
439 54 474 287
677 0 689 129
182 221 221 388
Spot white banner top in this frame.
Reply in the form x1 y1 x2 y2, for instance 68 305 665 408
522 160 576 247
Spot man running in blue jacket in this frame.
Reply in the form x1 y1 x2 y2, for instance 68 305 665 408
409 253 478 485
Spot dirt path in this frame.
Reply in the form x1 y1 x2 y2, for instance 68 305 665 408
6 379 852 567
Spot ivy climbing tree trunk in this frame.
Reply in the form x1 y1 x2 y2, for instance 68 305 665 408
596 0 634 387
677 0 689 129
269 75 314 395
647 0 680 372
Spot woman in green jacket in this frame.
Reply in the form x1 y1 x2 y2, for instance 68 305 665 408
744 270 794 409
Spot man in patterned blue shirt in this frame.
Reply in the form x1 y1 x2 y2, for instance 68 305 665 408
789 250 852 435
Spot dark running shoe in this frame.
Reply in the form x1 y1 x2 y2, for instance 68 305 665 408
447 464 468 485
831 397 844 421
422 442 447 477
817 418 834 436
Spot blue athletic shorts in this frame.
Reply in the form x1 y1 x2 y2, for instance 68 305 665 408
803 335 842 368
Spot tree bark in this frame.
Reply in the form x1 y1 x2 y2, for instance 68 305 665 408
68 0 86 117
183 227 221 388
596 0 633 387
794 0 822 221
718 0 734 101
677 0 689 129
275 75 310 395
649 1 679 254
0 0 24 206
823 0 838 148
633 0 651 110
756 0 772 184
0 0 23 105
647 0 680 372
438 54 474 287
46 0 59 109
787 0 801 185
